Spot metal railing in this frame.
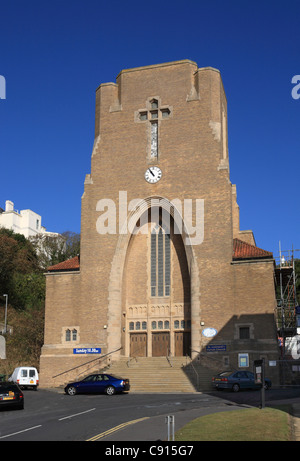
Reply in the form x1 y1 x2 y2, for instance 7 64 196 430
166 347 172 367
52 347 122 379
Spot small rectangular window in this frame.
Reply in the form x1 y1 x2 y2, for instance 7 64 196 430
161 108 170 118
239 327 250 339
139 112 147 121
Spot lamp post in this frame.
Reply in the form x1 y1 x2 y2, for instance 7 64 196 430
3 294 8 334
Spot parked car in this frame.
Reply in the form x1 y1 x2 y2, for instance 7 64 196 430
8 366 39 390
0 382 24 410
212 370 272 392
64 373 130 396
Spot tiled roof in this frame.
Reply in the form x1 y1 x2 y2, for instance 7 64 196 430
47 255 80 272
233 238 273 260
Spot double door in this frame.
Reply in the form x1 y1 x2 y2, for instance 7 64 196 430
129 331 190 357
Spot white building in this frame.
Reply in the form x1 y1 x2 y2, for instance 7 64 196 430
0 200 58 238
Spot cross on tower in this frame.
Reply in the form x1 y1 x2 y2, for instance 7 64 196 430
135 98 172 160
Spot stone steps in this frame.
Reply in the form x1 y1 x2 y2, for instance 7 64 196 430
102 357 214 393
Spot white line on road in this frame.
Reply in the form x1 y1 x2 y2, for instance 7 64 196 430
58 407 96 421
0 425 42 439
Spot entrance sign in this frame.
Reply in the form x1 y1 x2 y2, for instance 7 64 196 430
73 348 101 354
206 344 226 352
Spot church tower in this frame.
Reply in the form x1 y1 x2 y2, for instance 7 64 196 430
40 61 278 387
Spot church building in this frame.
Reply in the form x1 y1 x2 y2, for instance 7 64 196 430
40 60 279 387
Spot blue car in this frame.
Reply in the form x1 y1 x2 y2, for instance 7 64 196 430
64 373 130 396
212 370 271 392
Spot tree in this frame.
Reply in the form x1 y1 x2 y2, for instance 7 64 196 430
61 231 80 260
0 228 39 297
29 231 80 270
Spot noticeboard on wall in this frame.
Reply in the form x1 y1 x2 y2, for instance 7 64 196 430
238 353 249 367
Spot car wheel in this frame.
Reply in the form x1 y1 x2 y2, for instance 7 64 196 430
66 386 77 396
232 383 240 392
105 385 115 396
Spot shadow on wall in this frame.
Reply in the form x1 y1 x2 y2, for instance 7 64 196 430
183 313 280 390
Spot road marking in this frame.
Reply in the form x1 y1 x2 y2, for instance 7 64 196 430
59 407 96 421
0 425 42 439
86 417 149 441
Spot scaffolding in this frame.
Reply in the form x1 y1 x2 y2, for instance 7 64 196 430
275 243 299 357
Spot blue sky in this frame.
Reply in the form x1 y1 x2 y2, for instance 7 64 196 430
0 0 299 259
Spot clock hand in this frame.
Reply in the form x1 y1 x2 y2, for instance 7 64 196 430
149 168 155 177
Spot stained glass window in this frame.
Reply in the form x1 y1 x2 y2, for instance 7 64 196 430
151 121 158 158
151 224 170 297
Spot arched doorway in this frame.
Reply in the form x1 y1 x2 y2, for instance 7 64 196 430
106 196 200 360
123 205 191 357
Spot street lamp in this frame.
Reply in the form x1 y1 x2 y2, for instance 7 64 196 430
3 294 8 334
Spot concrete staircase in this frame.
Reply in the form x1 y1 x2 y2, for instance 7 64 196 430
102 357 214 393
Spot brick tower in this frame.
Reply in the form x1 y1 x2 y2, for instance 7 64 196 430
40 60 279 387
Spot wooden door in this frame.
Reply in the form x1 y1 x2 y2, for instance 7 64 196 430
130 333 147 357
174 332 191 356
152 332 170 357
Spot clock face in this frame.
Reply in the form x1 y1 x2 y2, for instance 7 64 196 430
145 166 162 184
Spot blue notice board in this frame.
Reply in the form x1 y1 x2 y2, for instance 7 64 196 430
206 345 226 352
73 348 101 354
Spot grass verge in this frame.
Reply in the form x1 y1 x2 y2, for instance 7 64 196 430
175 406 292 441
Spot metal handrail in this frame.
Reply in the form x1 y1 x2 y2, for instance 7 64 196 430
189 360 199 390
52 347 122 378
127 342 147 366
166 347 172 367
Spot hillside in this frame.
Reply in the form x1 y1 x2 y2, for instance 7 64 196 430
0 228 79 379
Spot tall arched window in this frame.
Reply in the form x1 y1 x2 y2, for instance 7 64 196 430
65 329 71 341
151 224 170 297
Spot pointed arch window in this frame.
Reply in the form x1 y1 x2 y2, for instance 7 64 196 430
151 224 170 297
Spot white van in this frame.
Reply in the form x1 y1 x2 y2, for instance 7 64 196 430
8 367 39 390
